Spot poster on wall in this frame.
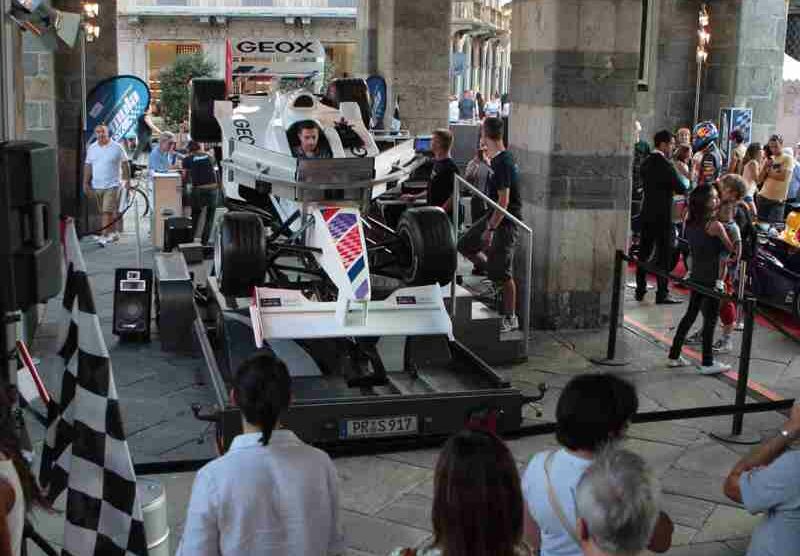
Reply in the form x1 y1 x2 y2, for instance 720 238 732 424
719 107 753 162
84 75 151 142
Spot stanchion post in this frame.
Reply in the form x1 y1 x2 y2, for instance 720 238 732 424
732 297 756 436
607 250 624 361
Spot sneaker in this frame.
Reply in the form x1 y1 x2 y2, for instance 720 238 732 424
734 320 745 332
96 236 109 247
109 232 120 243
685 331 703 345
500 315 519 333
712 337 733 353
655 296 683 305
696 361 732 375
667 355 691 368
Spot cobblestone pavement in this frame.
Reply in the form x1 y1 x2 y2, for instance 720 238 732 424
22 222 799 555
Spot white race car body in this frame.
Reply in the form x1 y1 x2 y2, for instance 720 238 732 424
212 89 453 344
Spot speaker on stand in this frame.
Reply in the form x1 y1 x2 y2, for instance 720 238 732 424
112 269 153 341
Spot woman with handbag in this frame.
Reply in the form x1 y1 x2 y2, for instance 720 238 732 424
521 375 673 556
390 429 531 556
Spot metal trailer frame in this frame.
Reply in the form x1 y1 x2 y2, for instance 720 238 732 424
194 273 540 452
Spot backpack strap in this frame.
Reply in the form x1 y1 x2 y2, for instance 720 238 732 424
543 450 580 545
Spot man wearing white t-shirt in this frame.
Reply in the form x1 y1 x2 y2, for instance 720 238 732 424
83 124 129 246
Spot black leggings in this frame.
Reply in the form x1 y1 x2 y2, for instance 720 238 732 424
669 290 720 366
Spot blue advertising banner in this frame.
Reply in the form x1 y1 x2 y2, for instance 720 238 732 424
719 107 753 162
85 75 151 142
366 74 387 130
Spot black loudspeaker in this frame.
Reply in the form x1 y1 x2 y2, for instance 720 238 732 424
190 78 226 143
0 141 62 311
113 268 153 339
164 217 193 252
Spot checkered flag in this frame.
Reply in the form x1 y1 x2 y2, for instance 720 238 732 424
39 219 147 556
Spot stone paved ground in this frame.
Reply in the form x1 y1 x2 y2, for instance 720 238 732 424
21 220 800 555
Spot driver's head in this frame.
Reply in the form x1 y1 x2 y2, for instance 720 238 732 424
297 121 320 154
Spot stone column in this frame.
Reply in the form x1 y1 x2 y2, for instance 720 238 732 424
511 0 641 328
53 0 119 224
703 0 787 140
357 0 379 76
357 0 452 134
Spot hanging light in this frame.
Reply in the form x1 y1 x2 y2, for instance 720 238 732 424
82 2 99 19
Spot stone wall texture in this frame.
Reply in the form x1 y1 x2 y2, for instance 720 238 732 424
510 0 640 329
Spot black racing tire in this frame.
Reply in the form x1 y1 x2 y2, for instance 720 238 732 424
190 78 225 143
396 207 456 286
215 212 267 296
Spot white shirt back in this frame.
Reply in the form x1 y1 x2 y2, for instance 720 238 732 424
176 430 345 556
522 449 592 556
85 141 127 190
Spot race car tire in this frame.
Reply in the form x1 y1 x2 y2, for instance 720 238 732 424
215 212 267 296
190 78 225 143
397 207 456 286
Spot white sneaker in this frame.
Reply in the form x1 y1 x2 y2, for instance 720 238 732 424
696 361 731 375
712 337 733 353
734 320 745 332
97 236 109 247
500 315 519 333
667 356 691 368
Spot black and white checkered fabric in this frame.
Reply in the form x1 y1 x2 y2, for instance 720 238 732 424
40 220 147 556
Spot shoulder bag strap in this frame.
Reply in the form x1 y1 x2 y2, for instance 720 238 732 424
543 450 580 544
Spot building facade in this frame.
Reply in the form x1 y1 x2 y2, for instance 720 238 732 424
450 0 512 97
117 0 359 104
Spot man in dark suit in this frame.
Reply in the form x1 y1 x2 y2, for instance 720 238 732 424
635 129 688 304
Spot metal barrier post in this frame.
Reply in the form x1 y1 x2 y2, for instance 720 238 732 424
710 297 762 445
733 298 756 435
591 250 628 366
449 174 460 319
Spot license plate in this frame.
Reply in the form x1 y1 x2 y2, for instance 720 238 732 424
340 415 418 439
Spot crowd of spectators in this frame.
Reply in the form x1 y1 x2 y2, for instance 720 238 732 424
633 120 800 373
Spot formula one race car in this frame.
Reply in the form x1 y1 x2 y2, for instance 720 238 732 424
749 217 800 318
191 78 458 386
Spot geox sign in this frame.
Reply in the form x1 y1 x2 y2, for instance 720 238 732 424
235 39 325 57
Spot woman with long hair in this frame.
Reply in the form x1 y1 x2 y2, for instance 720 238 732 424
741 142 763 214
391 429 531 556
0 385 50 556
667 186 735 374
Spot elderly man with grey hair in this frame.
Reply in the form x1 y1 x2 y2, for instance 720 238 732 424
575 448 663 556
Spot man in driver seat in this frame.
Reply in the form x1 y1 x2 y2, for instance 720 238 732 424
293 120 332 159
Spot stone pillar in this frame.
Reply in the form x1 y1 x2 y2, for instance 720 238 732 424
358 0 452 134
703 0 787 140
53 0 118 224
511 0 641 328
357 0 379 76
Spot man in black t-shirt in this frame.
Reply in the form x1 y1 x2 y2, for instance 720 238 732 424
403 129 460 214
458 117 522 332
182 141 219 244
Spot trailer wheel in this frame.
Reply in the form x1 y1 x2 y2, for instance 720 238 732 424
397 207 456 286
215 212 267 296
